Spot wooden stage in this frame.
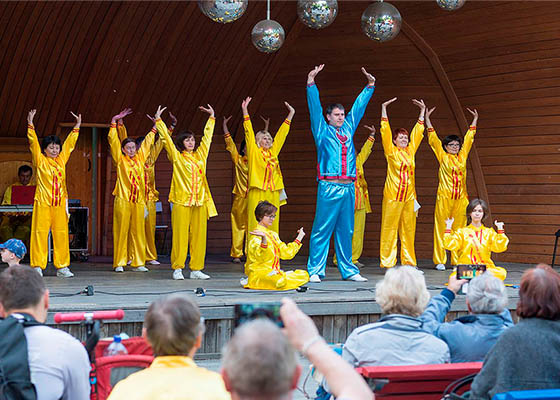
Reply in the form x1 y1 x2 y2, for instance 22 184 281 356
15 255 530 357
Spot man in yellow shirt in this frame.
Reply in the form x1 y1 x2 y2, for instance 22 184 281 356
0 165 35 244
108 294 230 400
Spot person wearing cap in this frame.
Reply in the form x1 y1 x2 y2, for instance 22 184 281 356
0 238 28 267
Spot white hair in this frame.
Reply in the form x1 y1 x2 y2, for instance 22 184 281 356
467 272 508 314
222 319 297 400
376 266 430 317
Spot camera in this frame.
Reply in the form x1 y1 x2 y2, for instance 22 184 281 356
233 302 283 328
456 264 487 295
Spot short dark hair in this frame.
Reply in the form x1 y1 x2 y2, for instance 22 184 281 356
255 201 277 222
144 294 202 357
0 266 46 312
121 137 136 150
18 165 33 175
175 131 195 152
40 135 62 153
326 103 344 115
466 198 489 224
135 136 145 148
442 135 463 153
392 127 409 142
517 264 560 320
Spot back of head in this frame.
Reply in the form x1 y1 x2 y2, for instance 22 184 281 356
0 266 45 312
144 294 202 356
376 266 429 317
222 319 297 400
134 136 145 148
467 273 507 314
517 264 560 320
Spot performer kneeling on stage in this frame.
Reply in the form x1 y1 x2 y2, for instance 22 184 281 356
444 198 509 280
243 201 308 290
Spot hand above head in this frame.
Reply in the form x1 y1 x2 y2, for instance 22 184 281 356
363 124 376 138
361 67 376 86
284 101 295 119
467 108 478 126
296 227 305 241
494 220 505 231
111 108 133 124
280 298 321 352
146 114 156 123
223 115 232 134
382 97 397 109
426 106 436 119
241 96 252 115
28 109 37 125
70 112 82 129
445 217 454 230
198 104 215 118
260 115 270 132
169 111 178 127
412 99 426 119
447 273 468 295
154 105 167 121
307 64 324 85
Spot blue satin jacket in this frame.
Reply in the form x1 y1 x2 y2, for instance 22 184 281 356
307 83 374 181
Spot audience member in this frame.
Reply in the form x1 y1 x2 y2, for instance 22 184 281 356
222 298 373 400
343 266 450 367
108 294 231 400
0 238 27 267
0 266 91 400
470 264 560 399
420 272 513 362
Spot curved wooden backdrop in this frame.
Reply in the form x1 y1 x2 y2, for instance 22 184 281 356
0 1 558 265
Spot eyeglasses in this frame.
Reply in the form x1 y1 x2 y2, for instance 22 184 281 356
265 214 277 219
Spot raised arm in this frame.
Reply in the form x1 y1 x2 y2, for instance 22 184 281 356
196 104 215 161
116 107 132 141
223 115 240 164
27 109 41 164
380 97 397 154
109 108 133 163
154 106 178 162
59 111 81 163
345 67 376 133
271 101 295 156
306 64 326 143
490 220 509 253
356 125 375 168
409 99 426 153
242 96 258 153
426 107 444 162
459 108 478 158
276 228 304 259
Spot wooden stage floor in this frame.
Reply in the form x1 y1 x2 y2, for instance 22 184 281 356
29 255 529 324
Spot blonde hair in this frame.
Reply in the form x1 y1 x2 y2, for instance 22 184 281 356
255 130 273 148
375 266 430 317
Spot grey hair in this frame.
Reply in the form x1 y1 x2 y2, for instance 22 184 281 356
222 319 297 400
376 266 430 317
467 273 508 314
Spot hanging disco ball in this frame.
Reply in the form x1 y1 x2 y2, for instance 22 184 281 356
251 19 285 53
198 0 248 24
297 0 338 30
436 0 466 11
361 1 402 42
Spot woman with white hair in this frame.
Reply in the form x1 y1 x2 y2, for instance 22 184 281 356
342 266 450 367
420 272 513 362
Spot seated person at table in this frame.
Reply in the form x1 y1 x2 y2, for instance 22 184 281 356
420 272 513 362
243 201 308 290
0 238 27 267
0 165 35 244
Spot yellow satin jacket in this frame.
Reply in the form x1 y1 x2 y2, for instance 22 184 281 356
224 133 248 198
28 125 79 207
428 126 476 200
380 118 424 202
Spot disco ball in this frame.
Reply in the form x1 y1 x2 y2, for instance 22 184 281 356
436 0 466 11
361 2 402 42
297 0 338 30
198 0 248 24
251 20 285 53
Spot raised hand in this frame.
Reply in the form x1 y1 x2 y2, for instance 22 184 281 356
241 96 252 115
112 108 133 124
198 104 215 118
426 107 436 119
70 112 82 129
296 227 306 241
28 109 37 125
467 108 479 126
363 124 376 138
284 101 295 120
382 97 397 108
146 114 157 129
412 99 426 120
260 116 270 132
154 105 167 120
447 273 468 294
307 64 324 84
169 111 178 127
445 217 454 230
223 115 232 134
361 67 376 86
494 220 505 231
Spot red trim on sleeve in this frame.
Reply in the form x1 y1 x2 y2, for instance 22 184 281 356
150 128 157 133
224 133 231 138
417 120 424 125
284 119 291 126
294 239 301 246
307 83 316 87
111 122 117 128
497 230 505 234
427 128 435 133
470 126 476 130
243 115 250 121
72 128 79 132
208 116 215 121
381 117 388 122
28 125 35 129
260 242 268 249
367 136 375 142
445 229 452 233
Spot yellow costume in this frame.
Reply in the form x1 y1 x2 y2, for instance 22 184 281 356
245 225 308 290
443 224 509 280
117 123 167 262
244 115 290 234
380 117 424 268
429 126 476 266
108 123 155 268
156 118 217 271
28 124 79 270
224 133 248 258
0 183 33 243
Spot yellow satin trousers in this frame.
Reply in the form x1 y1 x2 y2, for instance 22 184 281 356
30 202 69 270
113 197 146 268
433 196 469 265
127 200 157 262
171 203 206 271
230 195 247 258
380 197 417 268
247 188 282 234
333 207 367 265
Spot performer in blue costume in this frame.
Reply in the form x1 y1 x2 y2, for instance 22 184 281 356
306 64 376 283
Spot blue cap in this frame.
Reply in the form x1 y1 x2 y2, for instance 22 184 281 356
0 239 27 259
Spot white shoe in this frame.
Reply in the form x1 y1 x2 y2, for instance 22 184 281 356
127 260 132 265
34 267 43 276
435 264 446 271
232 258 241 264
240 276 248 286
132 266 149 272
173 270 185 280
309 274 321 283
355 261 365 268
347 273 367 282
57 267 74 278
114 266 124 272
190 270 210 280
147 260 160 265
